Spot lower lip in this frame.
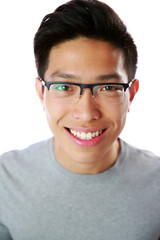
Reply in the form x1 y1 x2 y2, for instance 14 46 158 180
66 129 106 147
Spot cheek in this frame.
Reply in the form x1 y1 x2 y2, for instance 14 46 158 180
116 98 129 126
44 96 70 133
45 99 69 135
106 96 129 128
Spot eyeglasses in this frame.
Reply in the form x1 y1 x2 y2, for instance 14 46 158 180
40 78 134 104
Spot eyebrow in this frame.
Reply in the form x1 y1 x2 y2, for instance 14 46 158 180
50 72 121 82
96 73 121 81
51 72 79 80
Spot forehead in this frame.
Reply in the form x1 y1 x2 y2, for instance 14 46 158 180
45 37 127 81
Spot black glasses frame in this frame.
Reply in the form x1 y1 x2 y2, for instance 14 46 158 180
40 78 134 97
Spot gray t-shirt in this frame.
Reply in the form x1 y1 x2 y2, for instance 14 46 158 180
0 138 160 240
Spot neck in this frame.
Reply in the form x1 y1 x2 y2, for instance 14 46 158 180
53 139 120 175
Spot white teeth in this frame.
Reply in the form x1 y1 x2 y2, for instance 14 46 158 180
81 132 86 140
96 131 99 137
77 132 81 138
86 132 92 140
70 129 103 140
92 132 96 138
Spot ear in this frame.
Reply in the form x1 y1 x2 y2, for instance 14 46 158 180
128 79 139 112
35 77 45 111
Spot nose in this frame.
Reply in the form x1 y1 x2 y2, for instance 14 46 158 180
71 89 101 121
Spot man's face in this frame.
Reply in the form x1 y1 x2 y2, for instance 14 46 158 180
36 37 138 174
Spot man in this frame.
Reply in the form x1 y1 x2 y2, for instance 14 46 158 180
0 0 160 239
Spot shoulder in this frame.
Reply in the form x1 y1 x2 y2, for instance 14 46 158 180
0 138 53 174
122 139 160 162
120 139 160 178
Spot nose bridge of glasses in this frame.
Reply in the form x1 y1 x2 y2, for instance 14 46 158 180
79 84 94 98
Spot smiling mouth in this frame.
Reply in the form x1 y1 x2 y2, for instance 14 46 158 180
67 128 106 140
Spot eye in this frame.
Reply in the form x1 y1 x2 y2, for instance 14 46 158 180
51 84 72 92
101 85 123 91
49 83 76 98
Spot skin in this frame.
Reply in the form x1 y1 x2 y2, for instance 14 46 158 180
36 37 139 175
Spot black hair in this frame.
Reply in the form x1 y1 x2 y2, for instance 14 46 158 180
34 0 138 81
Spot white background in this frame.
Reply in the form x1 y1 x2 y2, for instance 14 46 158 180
0 0 160 155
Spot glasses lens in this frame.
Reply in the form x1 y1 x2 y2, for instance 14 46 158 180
93 84 124 104
48 83 79 103
47 83 125 104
